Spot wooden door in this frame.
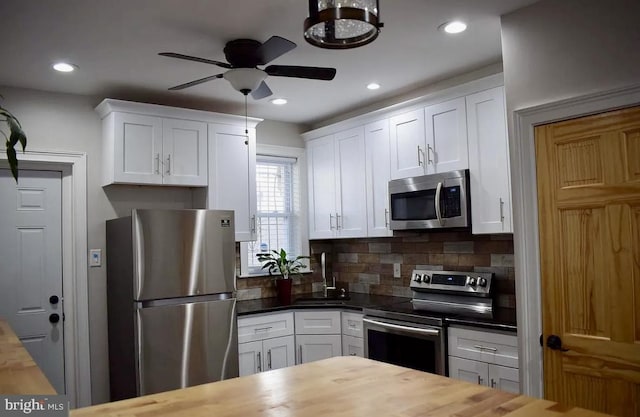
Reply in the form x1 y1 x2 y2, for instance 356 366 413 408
0 169 65 393
536 105 640 417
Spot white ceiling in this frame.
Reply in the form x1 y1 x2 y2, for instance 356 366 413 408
0 0 538 126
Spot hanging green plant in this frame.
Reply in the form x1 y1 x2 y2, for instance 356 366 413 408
1 96 27 182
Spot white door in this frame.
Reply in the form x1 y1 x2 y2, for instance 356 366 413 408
489 364 520 394
307 135 337 239
342 335 364 357
238 340 263 376
208 123 257 241
365 119 393 237
296 334 342 364
334 127 367 238
263 335 295 371
466 86 512 234
389 109 426 179
424 97 468 173
0 169 65 393
113 112 163 184
162 119 207 186
448 356 488 387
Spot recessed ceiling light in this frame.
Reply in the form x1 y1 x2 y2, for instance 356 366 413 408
270 98 287 105
442 21 467 34
52 62 77 72
367 83 381 90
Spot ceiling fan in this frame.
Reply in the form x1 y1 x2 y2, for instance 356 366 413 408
159 36 337 99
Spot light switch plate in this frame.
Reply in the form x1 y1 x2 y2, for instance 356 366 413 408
89 249 102 267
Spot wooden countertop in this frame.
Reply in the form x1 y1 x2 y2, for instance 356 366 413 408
0 319 56 395
72 357 610 417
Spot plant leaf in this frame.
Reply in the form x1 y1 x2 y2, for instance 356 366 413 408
6 145 18 182
8 117 26 151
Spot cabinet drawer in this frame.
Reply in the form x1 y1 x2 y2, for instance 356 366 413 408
448 326 518 368
295 310 341 334
238 312 294 343
341 312 363 338
342 335 364 357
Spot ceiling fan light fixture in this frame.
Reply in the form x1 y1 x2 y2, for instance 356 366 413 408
304 0 383 49
223 68 267 94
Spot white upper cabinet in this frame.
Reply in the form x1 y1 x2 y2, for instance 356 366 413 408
466 86 512 234
104 112 207 186
307 128 367 239
424 97 468 174
389 109 426 179
208 123 257 242
364 119 392 237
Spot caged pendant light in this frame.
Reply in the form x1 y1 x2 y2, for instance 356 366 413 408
304 0 383 49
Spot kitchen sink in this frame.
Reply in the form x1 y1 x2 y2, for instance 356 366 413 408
293 291 350 304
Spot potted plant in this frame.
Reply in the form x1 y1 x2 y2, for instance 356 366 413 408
1 97 27 182
257 249 309 305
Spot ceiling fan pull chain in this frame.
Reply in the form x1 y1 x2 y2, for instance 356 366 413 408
244 94 249 145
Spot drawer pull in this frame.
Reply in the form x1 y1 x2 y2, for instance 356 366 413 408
473 344 497 352
348 320 358 328
254 327 273 333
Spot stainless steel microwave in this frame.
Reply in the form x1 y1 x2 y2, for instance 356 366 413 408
388 170 471 230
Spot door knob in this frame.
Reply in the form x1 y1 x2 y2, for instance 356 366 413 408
49 295 59 305
546 335 569 351
49 313 60 324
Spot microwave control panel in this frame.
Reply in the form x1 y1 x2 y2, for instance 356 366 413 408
410 269 492 295
442 186 462 218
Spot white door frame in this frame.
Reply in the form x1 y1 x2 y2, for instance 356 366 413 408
511 83 640 398
0 150 90 407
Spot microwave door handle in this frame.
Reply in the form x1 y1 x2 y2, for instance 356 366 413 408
435 181 444 226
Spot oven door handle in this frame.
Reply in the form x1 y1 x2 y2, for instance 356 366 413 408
435 181 444 226
363 318 440 336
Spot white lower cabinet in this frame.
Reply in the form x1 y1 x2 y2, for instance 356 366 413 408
342 335 364 357
341 311 364 357
296 334 342 364
294 310 342 364
448 326 520 394
237 312 295 376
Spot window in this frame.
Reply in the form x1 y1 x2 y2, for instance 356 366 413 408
240 146 309 276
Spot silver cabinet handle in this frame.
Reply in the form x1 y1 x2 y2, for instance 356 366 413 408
477 375 483 385
155 153 160 174
267 349 272 370
427 144 434 165
384 209 389 228
417 145 423 166
499 198 505 223
329 213 335 230
257 351 262 372
250 215 256 234
336 213 342 230
362 318 440 336
166 154 171 175
473 344 498 352
491 379 496 388
350 353 357 356
434 181 444 226
298 345 303 364
254 326 272 333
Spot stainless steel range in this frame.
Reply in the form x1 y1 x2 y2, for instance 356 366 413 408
363 269 494 376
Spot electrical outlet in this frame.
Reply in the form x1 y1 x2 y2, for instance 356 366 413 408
393 263 401 278
89 249 102 267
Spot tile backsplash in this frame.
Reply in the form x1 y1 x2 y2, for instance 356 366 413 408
237 230 516 310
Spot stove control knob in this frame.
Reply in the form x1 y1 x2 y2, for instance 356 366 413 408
468 277 477 287
478 277 488 287
413 273 422 283
422 274 431 284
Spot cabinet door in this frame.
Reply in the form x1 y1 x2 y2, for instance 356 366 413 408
162 119 208 186
307 135 337 239
295 311 342 335
389 109 426 179
238 340 263 377
208 124 257 241
424 97 468 173
365 120 393 237
448 356 489 386
334 127 367 238
113 112 163 184
342 335 364 357
489 364 520 394
466 86 513 234
341 312 363 338
263 335 295 371
296 334 342 364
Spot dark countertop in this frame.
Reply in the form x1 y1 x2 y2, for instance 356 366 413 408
237 292 518 332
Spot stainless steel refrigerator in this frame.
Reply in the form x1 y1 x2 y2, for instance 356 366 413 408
106 209 238 401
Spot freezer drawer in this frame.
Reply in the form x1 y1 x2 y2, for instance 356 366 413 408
135 298 238 396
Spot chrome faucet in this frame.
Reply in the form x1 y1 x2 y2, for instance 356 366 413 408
321 252 336 297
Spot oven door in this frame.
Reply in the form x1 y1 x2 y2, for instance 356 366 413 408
363 316 445 375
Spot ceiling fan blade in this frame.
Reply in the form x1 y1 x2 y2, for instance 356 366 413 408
159 52 232 69
265 65 336 81
257 36 297 65
168 74 224 91
251 81 273 100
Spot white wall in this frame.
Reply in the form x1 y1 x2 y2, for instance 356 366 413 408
501 0 640 120
256 119 305 147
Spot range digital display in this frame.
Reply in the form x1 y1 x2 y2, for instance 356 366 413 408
431 274 467 286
